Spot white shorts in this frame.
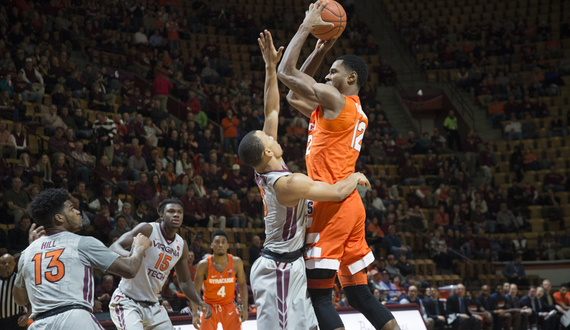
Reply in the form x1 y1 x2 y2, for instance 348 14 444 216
109 289 172 330
30 309 104 330
250 256 317 330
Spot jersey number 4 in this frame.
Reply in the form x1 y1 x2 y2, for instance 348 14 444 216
217 286 226 297
32 248 66 285
306 120 366 155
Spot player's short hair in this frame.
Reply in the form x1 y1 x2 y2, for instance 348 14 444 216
28 188 70 228
238 131 265 167
157 198 183 215
211 229 229 242
336 55 368 88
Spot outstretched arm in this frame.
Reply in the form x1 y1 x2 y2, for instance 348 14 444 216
277 1 345 113
174 241 210 316
258 30 284 140
274 172 370 207
234 257 249 322
287 37 338 117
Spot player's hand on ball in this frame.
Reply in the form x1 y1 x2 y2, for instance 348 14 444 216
132 233 152 250
304 0 335 30
240 305 249 322
351 172 371 188
315 35 338 53
28 223 45 245
258 30 284 67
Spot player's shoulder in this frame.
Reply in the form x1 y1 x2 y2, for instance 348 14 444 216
132 222 154 237
232 255 243 267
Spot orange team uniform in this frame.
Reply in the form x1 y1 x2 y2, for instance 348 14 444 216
305 95 374 289
201 254 241 330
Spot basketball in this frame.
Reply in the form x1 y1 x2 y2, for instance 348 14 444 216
310 0 347 41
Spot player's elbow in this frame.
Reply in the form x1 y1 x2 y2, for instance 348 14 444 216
13 290 29 306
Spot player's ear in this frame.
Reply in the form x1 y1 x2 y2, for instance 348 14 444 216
53 213 65 226
264 148 273 158
347 71 357 86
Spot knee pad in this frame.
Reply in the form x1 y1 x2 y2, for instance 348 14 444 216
306 269 337 289
308 288 344 330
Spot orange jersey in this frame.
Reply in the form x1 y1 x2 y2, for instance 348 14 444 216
306 95 368 184
203 254 236 305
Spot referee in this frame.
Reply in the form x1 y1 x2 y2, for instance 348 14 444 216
1 253 28 329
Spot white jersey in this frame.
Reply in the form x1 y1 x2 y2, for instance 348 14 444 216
118 222 183 302
255 162 308 254
15 231 119 318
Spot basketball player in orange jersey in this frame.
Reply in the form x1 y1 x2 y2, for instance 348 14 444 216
278 2 399 330
191 229 248 330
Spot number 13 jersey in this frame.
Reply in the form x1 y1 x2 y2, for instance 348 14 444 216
118 222 183 302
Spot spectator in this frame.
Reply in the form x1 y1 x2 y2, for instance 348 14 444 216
446 284 482 330
221 110 239 155
240 191 262 228
548 114 568 137
502 254 528 287
223 192 246 228
89 184 123 217
152 73 173 112
3 177 29 225
109 215 128 242
200 189 226 229
74 108 93 140
522 113 540 139
181 188 207 227
93 112 117 163
8 215 31 253
384 225 413 259
115 203 134 230
400 159 425 186
543 165 566 192
378 270 400 303
127 147 148 181
557 227 570 259
132 201 150 224
539 280 564 329
95 274 116 312
497 203 519 233
430 229 453 269
472 228 491 260
443 110 462 151
504 114 523 141
0 119 16 159
553 285 570 310
249 235 262 265
518 286 541 327
424 287 446 330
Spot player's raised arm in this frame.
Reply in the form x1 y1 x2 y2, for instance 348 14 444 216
174 241 210 320
286 36 338 117
274 172 370 207
106 233 152 278
109 222 153 257
258 30 284 141
233 257 249 322
277 1 345 113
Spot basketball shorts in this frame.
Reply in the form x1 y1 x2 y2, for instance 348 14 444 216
250 256 318 330
30 309 105 330
304 193 374 288
109 289 171 330
200 302 241 330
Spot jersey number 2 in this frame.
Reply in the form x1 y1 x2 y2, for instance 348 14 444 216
32 248 66 285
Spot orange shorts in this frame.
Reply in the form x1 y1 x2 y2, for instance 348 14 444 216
200 302 241 330
305 192 373 289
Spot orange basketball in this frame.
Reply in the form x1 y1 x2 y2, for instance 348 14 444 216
310 0 347 41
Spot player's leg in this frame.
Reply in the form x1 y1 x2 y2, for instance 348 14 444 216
109 291 145 330
339 266 398 329
307 286 344 330
145 303 174 330
338 211 399 330
220 303 241 330
199 304 221 330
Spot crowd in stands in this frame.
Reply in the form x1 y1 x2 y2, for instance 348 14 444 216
0 0 569 323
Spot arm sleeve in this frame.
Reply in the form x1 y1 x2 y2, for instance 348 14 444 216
77 236 120 271
14 250 26 289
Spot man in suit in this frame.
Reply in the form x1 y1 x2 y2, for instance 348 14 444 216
446 284 482 330
519 286 539 327
475 285 495 330
540 279 568 330
489 283 520 330
505 283 527 330
424 287 446 330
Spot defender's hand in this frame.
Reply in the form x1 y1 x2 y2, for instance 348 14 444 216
258 30 284 67
303 0 335 31
29 223 45 244
132 233 152 250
